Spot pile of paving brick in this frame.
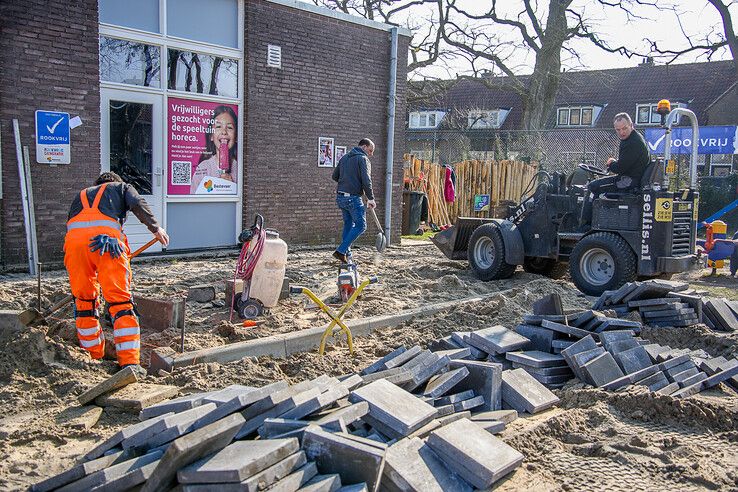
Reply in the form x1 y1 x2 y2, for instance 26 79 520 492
594 279 737 331
34 340 563 491
561 330 738 397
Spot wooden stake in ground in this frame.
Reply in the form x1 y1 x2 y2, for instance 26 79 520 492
78 365 139 405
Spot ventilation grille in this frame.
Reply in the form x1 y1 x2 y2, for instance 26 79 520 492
267 45 282 68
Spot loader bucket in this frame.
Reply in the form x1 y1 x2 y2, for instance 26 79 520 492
431 217 498 260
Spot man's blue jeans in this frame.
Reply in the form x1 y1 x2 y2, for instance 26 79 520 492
336 195 367 255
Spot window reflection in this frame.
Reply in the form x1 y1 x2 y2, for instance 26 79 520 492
109 101 153 195
100 37 160 87
167 49 238 98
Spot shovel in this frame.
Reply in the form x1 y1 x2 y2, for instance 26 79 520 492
369 207 387 253
19 237 160 327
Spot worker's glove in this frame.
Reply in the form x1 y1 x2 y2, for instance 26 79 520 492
89 235 124 259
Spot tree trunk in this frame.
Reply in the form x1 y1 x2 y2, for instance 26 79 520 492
520 0 572 131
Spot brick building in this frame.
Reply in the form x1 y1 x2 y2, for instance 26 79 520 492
0 0 409 269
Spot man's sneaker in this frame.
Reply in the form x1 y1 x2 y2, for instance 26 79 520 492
333 250 348 264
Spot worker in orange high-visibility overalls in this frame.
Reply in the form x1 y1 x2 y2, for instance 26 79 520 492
64 172 169 368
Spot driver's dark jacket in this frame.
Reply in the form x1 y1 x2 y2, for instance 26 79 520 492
67 182 159 233
609 130 650 183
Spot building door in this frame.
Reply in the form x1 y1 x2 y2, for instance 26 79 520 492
101 89 164 252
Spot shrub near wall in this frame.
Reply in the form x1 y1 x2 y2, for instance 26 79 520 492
698 174 738 236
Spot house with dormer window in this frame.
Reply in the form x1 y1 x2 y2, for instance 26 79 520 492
407 60 737 175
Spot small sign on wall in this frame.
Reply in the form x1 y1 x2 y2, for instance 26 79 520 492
474 194 490 212
335 146 346 166
35 110 70 164
318 137 334 168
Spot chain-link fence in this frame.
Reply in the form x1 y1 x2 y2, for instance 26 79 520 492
407 128 622 174
406 128 719 176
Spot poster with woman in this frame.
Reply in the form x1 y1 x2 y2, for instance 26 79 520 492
334 145 347 166
318 137 334 168
167 97 239 195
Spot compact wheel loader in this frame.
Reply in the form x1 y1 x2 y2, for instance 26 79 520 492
431 102 705 296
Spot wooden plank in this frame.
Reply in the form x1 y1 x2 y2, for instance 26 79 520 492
78 366 139 405
95 383 180 412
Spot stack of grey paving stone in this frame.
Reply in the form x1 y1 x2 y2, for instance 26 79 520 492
36 347 543 491
702 297 738 332
560 330 738 398
593 280 707 328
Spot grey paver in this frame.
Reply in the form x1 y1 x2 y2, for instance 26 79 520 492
505 351 566 368
259 418 309 439
532 293 564 315
598 331 636 352
470 409 517 424
426 418 524 489
468 325 531 355
540 319 591 338
657 354 691 370
403 355 451 392
140 412 246 492
83 412 175 461
299 472 342 492
607 338 640 354
571 310 597 327
302 426 383 492
642 344 670 362
262 462 318 492
361 346 407 375
527 372 573 385
178 438 299 483
501 368 559 413
57 451 163 492
667 367 700 383
510 362 573 376
280 386 349 420
384 346 422 370
699 356 729 375
88 459 159 492
315 401 370 430
436 411 471 427
581 353 625 387
31 448 138 492
189 381 289 431
448 360 503 411
122 403 217 450
613 346 652 374
423 367 469 398
383 437 472 492
633 371 667 388
139 393 212 421
433 389 476 406
473 419 505 434
431 347 472 360
451 332 487 359
514 324 555 352
236 386 323 439
181 453 308 492
560 335 598 381
602 365 660 390
570 348 607 384
679 371 708 388
201 385 256 406
656 382 680 396
453 395 485 412
349 379 436 436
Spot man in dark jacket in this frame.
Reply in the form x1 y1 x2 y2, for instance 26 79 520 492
580 113 649 229
331 138 377 263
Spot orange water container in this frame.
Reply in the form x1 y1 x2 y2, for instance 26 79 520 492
249 230 288 308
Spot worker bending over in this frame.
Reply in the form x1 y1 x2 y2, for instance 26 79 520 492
64 172 169 368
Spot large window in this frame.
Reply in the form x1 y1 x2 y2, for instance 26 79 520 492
468 110 500 129
636 102 685 125
557 106 596 127
167 50 238 98
409 111 445 129
100 37 161 87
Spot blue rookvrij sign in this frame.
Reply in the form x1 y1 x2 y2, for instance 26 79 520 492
35 110 71 164
644 126 738 155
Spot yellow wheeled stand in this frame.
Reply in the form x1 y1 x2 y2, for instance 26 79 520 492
290 276 378 356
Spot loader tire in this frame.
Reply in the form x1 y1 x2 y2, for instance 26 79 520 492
468 223 517 281
523 257 568 279
569 232 636 296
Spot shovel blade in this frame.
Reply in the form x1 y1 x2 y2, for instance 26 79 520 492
376 233 387 253
19 308 41 327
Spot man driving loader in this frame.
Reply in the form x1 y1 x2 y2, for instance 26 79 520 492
579 112 649 229
64 172 169 369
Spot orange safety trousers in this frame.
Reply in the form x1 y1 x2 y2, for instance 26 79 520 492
63 183 141 366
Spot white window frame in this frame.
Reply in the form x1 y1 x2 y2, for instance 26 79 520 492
99 0 245 240
557 106 596 127
468 110 500 129
635 102 685 126
409 110 444 129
